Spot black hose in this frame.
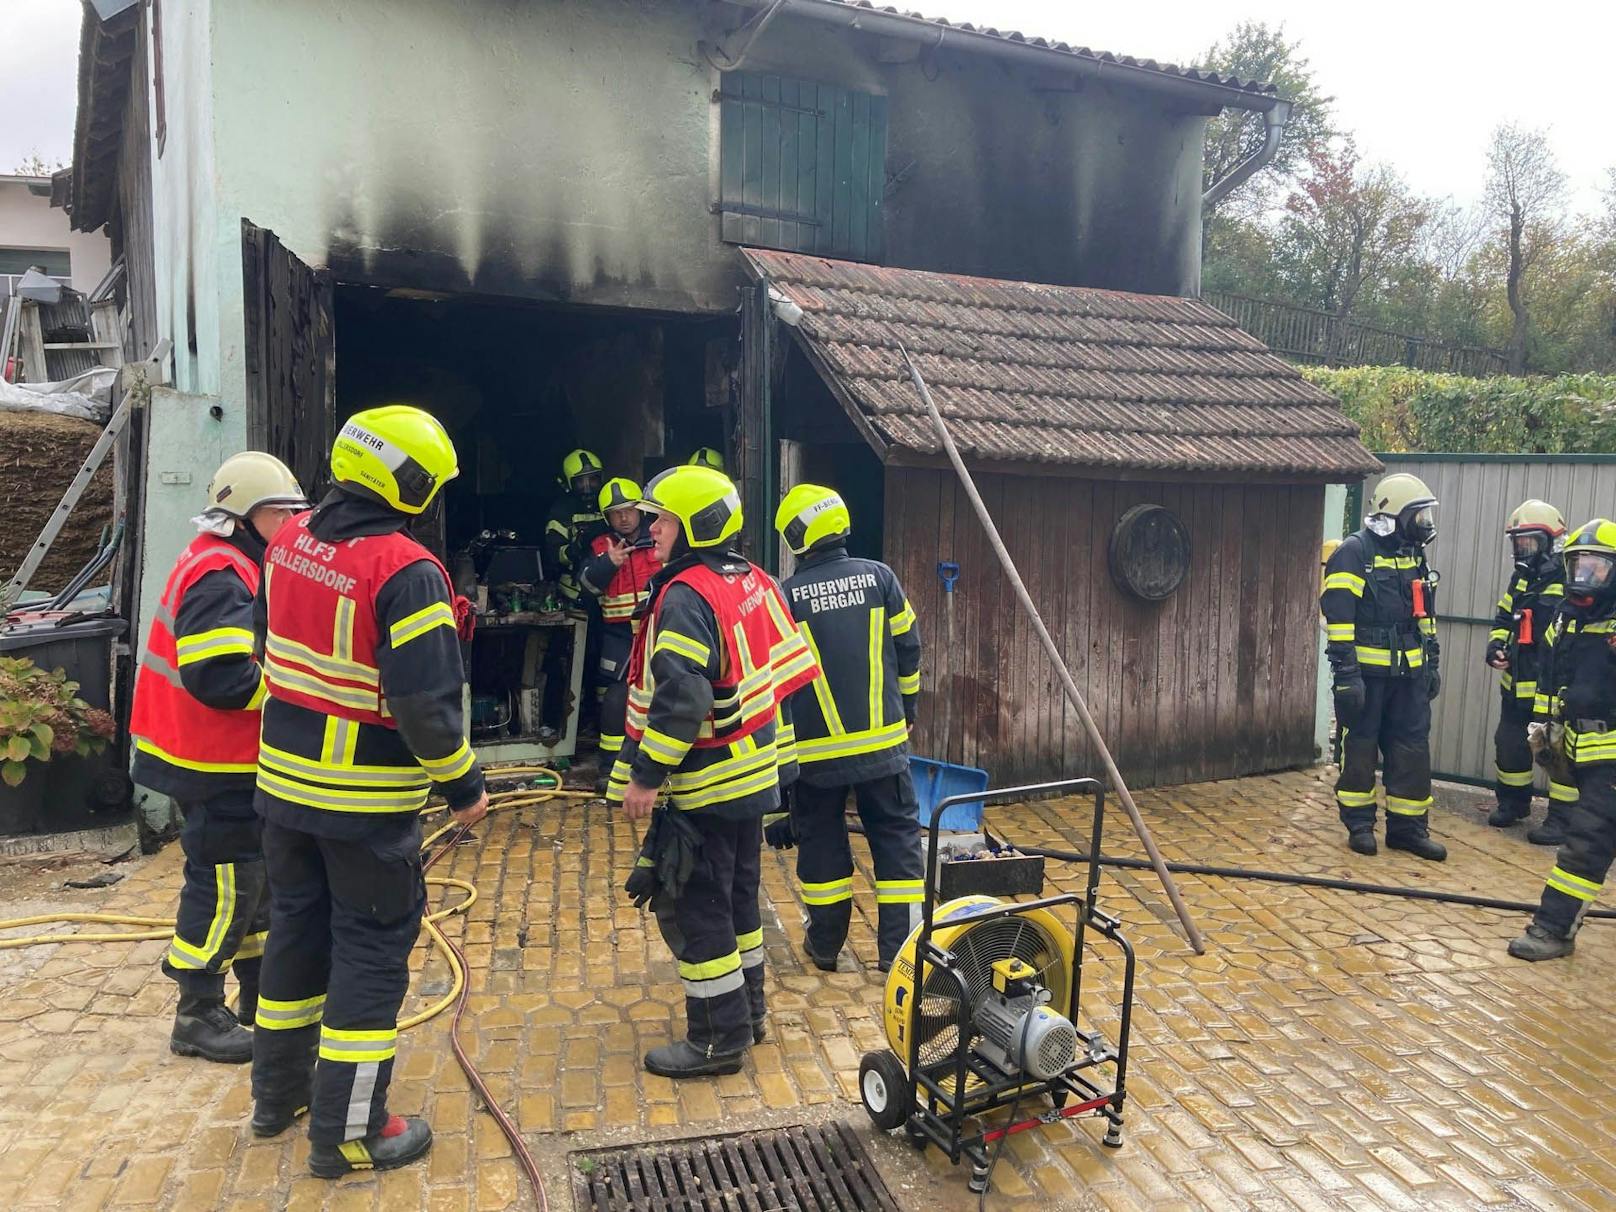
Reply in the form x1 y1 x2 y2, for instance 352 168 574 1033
844 819 1616 922
993 836 1616 923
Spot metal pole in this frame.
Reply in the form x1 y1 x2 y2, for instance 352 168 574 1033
901 346 1207 955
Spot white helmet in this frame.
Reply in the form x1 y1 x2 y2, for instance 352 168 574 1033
205 451 307 519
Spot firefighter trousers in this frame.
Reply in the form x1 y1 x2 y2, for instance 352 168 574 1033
1533 763 1616 937
652 813 763 1055
162 788 268 1002
250 817 425 1145
1335 675 1434 839
793 771 923 966
1495 693 1581 814
597 626 632 757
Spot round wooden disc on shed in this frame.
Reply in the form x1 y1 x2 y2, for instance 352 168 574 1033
1109 504 1191 601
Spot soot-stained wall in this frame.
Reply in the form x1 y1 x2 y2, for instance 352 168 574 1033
205 0 1211 315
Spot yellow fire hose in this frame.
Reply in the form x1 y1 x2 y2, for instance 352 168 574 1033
0 764 598 1037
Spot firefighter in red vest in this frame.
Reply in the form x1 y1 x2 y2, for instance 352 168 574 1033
609 465 818 1078
249 405 486 1178
579 477 660 769
130 452 306 1064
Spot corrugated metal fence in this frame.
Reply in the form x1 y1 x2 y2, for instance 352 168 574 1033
1352 454 1616 786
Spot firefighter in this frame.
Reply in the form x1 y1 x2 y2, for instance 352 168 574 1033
607 465 818 1078
579 477 660 768
130 452 306 1064
541 449 608 736
688 446 726 474
770 485 923 973
1321 473 1446 861
250 405 487 1177
1486 500 1573 841
1508 520 1616 960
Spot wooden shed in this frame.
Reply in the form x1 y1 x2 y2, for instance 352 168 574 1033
746 251 1379 788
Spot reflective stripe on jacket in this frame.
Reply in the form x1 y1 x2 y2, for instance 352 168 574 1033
609 552 818 815
130 534 264 792
258 511 477 819
780 547 921 786
1320 530 1439 679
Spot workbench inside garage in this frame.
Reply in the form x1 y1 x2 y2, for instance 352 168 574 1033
465 610 588 764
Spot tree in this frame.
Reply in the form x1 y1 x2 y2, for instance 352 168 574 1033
1275 142 1429 332
1196 23 1335 241
12 151 66 177
1484 124 1567 373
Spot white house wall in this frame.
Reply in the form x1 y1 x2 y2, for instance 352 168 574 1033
0 179 112 294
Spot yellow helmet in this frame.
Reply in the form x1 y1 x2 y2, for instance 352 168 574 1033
1367 472 1437 545
1505 499 1567 537
206 451 306 518
639 465 742 549
330 405 458 516
774 483 851 555
1564 519 1616 602
688 446 725 474
1506 499 1568 564
562 449 604 488
598 477 642 513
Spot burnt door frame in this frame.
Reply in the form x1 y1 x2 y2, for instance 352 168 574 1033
241 219 335 500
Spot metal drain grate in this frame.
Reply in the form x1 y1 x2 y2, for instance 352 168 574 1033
573 1121 900 1212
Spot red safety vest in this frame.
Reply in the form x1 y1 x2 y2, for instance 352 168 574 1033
625 560 817 749
589 534 661 625
129 534 263 774
262 513 451 726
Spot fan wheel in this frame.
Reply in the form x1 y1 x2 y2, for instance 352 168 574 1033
859 1050 910 1132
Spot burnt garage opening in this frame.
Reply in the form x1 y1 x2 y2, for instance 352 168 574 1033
332 285 735 762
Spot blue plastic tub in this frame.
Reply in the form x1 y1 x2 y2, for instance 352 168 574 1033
909 756 990 832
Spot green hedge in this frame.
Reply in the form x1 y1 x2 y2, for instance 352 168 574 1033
1301 366 1616 455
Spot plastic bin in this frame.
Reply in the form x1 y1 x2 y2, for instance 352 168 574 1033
910 755 990 832
0 616 131 835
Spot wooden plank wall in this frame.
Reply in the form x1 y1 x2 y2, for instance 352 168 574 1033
886 467 1324 788
241 221 335 498
717 72 887 264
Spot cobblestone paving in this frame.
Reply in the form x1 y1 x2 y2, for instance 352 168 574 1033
1 767 1613 1211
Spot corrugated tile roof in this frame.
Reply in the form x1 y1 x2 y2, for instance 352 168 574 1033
806 1 1278 99
745 249 1377 479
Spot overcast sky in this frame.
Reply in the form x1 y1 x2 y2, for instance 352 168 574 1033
3 0 1610 214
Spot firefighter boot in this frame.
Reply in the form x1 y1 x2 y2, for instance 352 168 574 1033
1487 801 1530 828
1527 803 1571 847
644 1039 745 1079
171 994 254 1064
251 1034 316 1138
1386 832 1447 861
1347 829 1378 856
1507 922 1576 962
308 1116 432 1178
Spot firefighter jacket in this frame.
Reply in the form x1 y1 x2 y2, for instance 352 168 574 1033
130 531 268 800
581 522 660 682
1533 599 1616 765
1488 556 1565 703
255 491 484 841
606 549 818 818
543 492 606 604
779 545 921 787
1321 528 1440 680
580 524 659 625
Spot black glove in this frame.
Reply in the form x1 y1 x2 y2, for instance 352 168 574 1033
624 809 664 909
655 810 704 902
625 859 658 908
1333 672 1366 728
1485 639 1508 668
1427 669 1441 700
763 811 796 850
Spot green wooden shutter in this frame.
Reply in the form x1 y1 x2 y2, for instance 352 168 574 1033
718 72 887 263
